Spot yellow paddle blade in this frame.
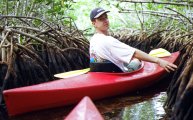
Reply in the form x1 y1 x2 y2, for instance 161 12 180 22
149 48 171 57
54 68 90 79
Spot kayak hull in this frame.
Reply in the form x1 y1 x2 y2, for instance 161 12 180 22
3 52 180 116
64 96 104 120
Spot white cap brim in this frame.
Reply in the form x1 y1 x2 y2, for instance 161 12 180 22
94 11 110 19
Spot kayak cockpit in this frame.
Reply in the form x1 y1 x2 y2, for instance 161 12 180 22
90 61 144 75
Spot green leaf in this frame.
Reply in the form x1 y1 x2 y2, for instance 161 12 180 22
147 3 153 9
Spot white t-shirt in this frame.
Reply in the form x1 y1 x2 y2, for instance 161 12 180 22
90 33 136 72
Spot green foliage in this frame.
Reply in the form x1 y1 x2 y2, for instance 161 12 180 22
33 19 42 26
0 0 191 33
19 35 24 44
34 0 44 3
147 3 153 10
146 3 164 10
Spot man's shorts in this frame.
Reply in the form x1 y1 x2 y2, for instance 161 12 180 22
125 59 141 72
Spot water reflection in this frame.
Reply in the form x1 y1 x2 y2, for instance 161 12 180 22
104 92 167 120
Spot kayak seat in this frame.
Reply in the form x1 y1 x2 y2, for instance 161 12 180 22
90 62 122 73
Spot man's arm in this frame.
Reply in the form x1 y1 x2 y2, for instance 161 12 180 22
133 49 177 72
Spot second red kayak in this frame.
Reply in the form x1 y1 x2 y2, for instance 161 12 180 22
64 96 104 120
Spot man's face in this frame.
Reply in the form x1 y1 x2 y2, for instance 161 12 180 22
92 13 109 31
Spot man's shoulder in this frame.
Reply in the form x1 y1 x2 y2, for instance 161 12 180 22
92 33 106 38
90 33 119 46
91 34 106 42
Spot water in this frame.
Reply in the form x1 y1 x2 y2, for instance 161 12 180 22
99 92 167 120
103 92 167 120
99 78 169 120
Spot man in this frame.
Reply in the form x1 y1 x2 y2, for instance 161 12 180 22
89 7 177 72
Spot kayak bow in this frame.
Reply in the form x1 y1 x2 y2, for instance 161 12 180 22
64 96 104 120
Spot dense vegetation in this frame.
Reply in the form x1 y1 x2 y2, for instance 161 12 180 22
0 0 193 120
1 0 192 32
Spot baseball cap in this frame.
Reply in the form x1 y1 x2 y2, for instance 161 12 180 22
90 8 110 21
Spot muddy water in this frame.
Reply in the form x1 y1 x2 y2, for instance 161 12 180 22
10 78 170 120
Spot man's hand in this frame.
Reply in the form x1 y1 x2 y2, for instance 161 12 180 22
157 58 177 72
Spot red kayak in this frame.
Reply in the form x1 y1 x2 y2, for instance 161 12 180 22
64 96 104 120
3 52 179 116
